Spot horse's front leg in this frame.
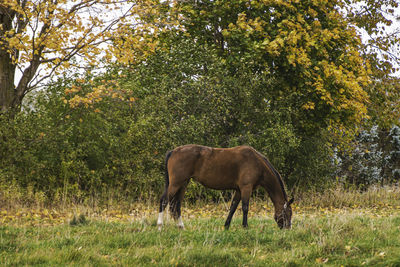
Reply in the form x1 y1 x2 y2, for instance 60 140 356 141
240 185 252 228
224 190 241 230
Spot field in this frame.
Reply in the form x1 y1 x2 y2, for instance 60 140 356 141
1 186 400 266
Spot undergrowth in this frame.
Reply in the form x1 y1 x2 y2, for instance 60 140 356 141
1 180 400 211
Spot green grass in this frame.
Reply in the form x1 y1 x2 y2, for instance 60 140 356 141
1 211 400 266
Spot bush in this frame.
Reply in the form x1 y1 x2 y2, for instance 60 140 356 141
0 37 346 205
336 124 400 187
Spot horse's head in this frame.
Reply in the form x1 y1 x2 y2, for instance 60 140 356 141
274 197 294 229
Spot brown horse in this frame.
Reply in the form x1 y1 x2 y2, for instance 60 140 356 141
157 144 294 230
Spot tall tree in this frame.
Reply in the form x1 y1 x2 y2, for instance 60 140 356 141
0 0 163 113
345 0 400 128
171 0 371 134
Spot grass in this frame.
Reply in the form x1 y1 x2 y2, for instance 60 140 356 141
1 207 400 266
1 185 400 266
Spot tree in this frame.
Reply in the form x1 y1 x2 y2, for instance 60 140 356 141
171 0 371 134
345 0 400 77
344 0 400 128
0 0 163 113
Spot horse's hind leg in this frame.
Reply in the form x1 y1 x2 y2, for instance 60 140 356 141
157 190 168 230
175 186 187 229
170 182 188 229
224 190 241 230
157 184 180 230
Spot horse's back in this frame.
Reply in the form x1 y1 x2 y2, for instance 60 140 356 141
171 144 260 166
169 144 264 189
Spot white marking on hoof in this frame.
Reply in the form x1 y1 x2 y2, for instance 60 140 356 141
157 212 163 230
177 216 184 229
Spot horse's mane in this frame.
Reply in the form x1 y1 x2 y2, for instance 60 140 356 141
255 151 287 201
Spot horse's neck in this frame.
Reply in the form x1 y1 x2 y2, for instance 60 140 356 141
263 176 287 210
269 193 286 211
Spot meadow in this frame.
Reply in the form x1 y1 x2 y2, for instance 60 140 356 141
1 186 400 266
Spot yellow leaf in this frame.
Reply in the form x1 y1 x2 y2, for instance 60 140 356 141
315 257 328 263
302 101 315 110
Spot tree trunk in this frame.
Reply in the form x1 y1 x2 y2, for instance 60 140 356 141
0 6 18 113
0 49 16 113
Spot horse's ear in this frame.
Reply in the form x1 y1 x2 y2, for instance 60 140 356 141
288 186 297 205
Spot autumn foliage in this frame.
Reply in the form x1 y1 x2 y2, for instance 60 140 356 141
0 0 164 112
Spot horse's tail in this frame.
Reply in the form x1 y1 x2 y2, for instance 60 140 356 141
159 150 173 213
164 150 173 190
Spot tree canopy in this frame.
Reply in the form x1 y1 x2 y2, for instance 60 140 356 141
168 0 373 134
0 0 164 112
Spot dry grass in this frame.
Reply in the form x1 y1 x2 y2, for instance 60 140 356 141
1 184 400 227
296 184 400 209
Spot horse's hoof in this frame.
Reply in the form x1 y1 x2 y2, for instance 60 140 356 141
177 217 184 229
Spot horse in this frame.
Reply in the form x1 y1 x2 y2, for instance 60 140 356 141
157 144 294 230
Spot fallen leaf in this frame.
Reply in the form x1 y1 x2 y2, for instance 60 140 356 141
315 257 329 263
